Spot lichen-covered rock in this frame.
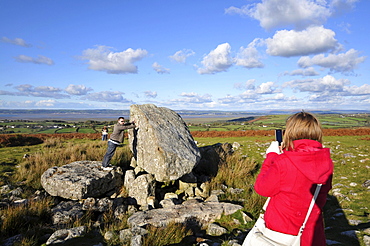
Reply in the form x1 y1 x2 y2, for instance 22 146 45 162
128 104 201 182
127 200 242 228
41 161 123 200
45 226 87 245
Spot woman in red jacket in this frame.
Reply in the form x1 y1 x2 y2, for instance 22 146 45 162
254 112 333 246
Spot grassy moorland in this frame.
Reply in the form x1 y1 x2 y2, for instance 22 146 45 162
0 114 369 245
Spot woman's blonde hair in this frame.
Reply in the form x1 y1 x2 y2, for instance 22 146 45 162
282 111 322 150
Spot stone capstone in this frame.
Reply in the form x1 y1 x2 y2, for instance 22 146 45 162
128 104 201 182
41 161 123 200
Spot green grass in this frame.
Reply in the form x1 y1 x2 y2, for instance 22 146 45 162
194 134 370 245
323 136 370 225
187 113 370 131
0 131 369 245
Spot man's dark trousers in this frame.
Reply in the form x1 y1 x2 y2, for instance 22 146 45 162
102 141 118 167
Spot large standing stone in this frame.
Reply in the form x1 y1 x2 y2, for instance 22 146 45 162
41 161 123 200
128 104 201 182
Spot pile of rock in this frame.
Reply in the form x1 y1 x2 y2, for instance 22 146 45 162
24 104 247 245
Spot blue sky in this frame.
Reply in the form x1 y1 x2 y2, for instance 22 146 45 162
1 0 369 111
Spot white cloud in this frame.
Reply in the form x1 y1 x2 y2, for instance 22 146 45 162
266 26 339 57
234 79 256 90
84 91 132 103
0 90 15 96
284 75 350 92
13 84 68 99
197 43 233 74
256 81 276 94
65 84 93 95
1 37 32 47
35 86 62 93
240 91 259 100
218 94 244 104
344 84 370 96
144 91 157 98
226 0 331 30
152 62 170 74
35 99 56 107
270 93 286 100
14 55 54 65
172 92 213 104
80 46 148 74
235 39 264 68
15 84 34 92
297 49 366 74
288 67 320 76
169 49 195 63
220 80 279 107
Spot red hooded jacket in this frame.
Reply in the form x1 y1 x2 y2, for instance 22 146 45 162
254 139 333 246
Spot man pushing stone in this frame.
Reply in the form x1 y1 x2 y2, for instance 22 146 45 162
102 117 136 170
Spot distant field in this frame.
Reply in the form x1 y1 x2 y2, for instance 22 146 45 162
186 113 369 131
0 113 369 135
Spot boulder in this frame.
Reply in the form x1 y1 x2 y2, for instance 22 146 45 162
51 201 84 225
127 200 242 228
127 173 156 208
128 104 201 182
41 161 123 200
207 223 228 236
45 226 87 245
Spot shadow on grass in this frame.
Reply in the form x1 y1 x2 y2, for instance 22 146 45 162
324 194 369 245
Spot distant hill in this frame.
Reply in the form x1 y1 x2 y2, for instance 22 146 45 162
227 117 255 122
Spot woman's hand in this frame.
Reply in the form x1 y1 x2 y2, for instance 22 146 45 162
266 141 281 154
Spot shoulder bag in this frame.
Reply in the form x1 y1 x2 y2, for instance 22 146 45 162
242 184 322 246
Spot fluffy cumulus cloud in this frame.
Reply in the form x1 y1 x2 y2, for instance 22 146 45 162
297 49 367 74
255 82 276 94
84 91 132 103
266 26 339 57
197 43 233 74
234 39 264 68
65 84 93 95
225 0 331 30
284 75 350 93
219 80 281 107
14 55 54 65
80 46 148 74
1 37 32 47
152 62 170 74
169 49 195 63
344 84 370 96
234 80 276 94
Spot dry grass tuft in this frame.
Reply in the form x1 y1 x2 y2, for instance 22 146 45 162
142 222 193 246
0 197 53 239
